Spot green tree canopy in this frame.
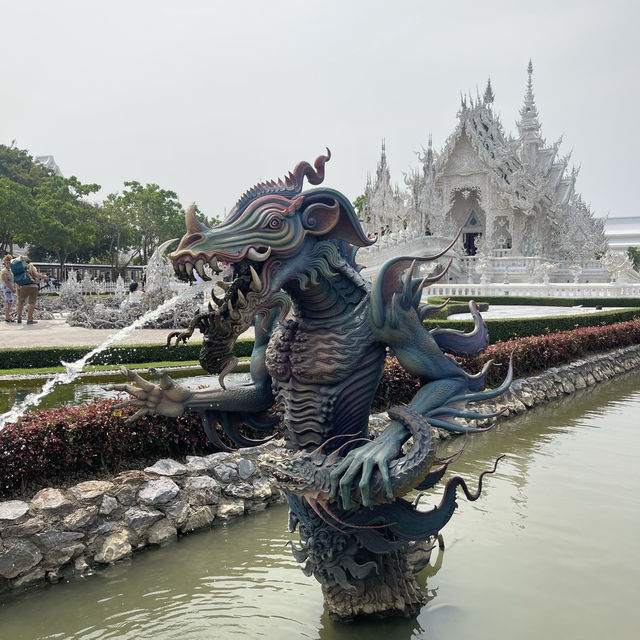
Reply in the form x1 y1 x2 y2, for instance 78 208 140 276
22 176 101 267
0 144 53 254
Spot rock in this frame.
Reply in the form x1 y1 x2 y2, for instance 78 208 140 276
215 498 245 521
44 543 85 567
185 456 216 473
33 530 84 550
68 481 113 503
91 521 118 536
74 556 89 574
138 477 180 506
224 482 255 499
112 485 138 507
63 506 99 530
144 459 187 477
237 459 256 480
180 506 215 533
245 501 268 515
29 489 73 515
251 477 273 500
99 495 118 515
0 500 29 523
205 452 237 466
124 507 163 532
94 530 132 564
183 476 221 505
574 374 587 389
12 566 46 588
147 519 177 545
113 470 149 485
214 463 238 484
162 501 190 527
0 541 42 579
2 517 45 538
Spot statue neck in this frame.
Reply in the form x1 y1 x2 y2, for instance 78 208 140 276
285 269 366 324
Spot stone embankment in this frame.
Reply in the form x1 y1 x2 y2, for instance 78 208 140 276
1 344 639 594
0 446 286 594
464 344 640 430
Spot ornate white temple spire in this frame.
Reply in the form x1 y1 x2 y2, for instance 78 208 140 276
517 60 543 162
483 77 494 104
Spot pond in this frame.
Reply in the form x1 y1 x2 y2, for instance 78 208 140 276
1 372 638 639
0 370 248 415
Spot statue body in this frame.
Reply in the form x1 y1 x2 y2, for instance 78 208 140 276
111 152 510 620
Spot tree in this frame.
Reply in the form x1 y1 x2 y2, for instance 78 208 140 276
0 144 52 254
627 246 640 271
22 176 101 268
116 182 185 264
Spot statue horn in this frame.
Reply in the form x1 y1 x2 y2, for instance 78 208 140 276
185 203 209 233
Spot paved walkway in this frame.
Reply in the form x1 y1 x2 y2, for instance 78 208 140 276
0 318 254 349
448 304 622 320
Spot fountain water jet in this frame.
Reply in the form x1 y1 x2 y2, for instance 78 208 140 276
0 281 209 430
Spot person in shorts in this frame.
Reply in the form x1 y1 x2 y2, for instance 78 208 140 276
1 254 17 322
16 257 48 324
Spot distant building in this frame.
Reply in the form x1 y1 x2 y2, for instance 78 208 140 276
604 216 640 254
34 155 63 177
362 62 608 264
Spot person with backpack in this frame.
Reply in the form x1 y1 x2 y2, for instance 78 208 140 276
1 254 17 322
11 256 48 324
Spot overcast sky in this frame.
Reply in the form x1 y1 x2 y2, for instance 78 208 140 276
1 0 638 220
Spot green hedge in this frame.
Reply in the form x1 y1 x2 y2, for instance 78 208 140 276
0 339 255 370
423 307 640 343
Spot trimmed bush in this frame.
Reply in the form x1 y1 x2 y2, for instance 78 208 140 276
0 400 218 498
423 307 640 343
0 339 255 371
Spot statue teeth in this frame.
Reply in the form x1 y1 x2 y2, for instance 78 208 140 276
237 289 247 307
217 280 230 290
209 256 221 273
185 262 194 277
227 299 240 320
211 290 224 306
249 265 262 291
195 259 211 280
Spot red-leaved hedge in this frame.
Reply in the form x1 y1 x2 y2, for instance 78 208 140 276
0 401 217 499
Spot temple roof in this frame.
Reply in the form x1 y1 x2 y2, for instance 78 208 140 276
433 62 575 215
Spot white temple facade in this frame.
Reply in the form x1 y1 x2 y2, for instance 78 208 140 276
360 63 623 285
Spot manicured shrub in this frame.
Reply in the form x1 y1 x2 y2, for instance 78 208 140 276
423 307 640 343
0 339 255 370
0 399 217 498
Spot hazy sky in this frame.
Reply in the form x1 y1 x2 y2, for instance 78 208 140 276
1 0 638 220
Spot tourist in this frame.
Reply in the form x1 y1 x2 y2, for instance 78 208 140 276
1 254 17 322
15 257 49 324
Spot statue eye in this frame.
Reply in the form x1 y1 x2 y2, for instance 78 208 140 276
266 216 283 230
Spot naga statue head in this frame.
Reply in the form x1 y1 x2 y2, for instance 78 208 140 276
169 150 373 375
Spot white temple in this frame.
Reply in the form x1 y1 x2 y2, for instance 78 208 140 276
359 62 630 287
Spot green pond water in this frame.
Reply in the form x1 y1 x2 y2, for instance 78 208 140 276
0 370 245 415
1 372 639 639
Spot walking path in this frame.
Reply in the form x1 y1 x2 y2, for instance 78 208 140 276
0 318 254 349
0 305 622 350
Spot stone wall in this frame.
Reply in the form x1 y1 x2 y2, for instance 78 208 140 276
1 344 639 595
0 446 286 593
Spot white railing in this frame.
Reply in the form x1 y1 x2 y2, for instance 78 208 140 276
427 282 640 298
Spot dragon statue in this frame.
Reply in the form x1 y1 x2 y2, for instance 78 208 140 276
109 151 512 620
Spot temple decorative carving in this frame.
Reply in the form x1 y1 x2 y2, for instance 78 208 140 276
362 62 608 266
